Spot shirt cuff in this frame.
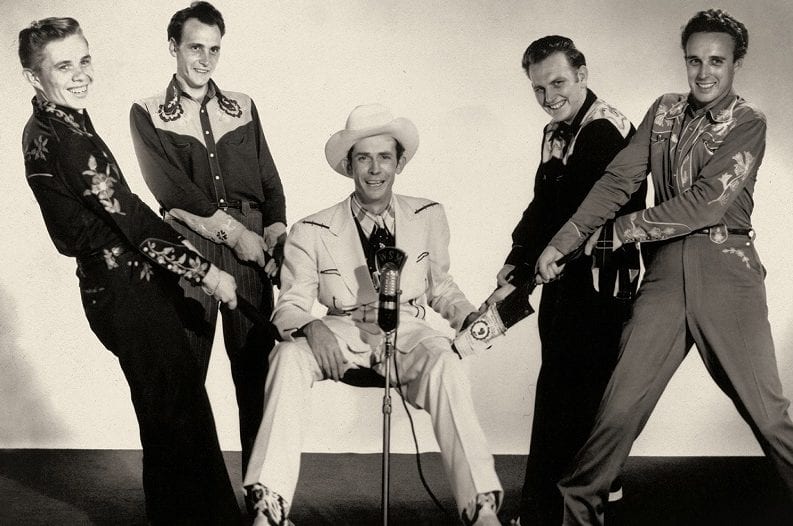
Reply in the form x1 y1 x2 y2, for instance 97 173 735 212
550 221 586 255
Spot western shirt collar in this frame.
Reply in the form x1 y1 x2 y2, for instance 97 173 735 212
685 89 737 122
32 95 91 135
160 75 243 119
350 193 396 238
549 88 597 142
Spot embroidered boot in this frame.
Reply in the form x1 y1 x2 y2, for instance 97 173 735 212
245 483 293 526
462 491 502 526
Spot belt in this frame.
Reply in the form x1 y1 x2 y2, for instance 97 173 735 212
693 226 754 237
217 200 262 210
692 225 755 245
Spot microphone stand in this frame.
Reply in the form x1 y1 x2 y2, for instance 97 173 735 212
381 328 396 526
374 246 406 526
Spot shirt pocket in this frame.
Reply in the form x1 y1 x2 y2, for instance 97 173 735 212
649 130 672 150
219 129 257 167
163 136 195 168
164 132 193 150
649 132 671 154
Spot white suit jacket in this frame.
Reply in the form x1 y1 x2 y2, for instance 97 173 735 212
272 194 476 353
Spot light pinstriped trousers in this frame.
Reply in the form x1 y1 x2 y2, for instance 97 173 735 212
167 206 274 474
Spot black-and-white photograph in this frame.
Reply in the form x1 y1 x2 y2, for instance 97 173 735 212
1 1 792 524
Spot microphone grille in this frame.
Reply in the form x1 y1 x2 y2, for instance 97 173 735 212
380 267 399 296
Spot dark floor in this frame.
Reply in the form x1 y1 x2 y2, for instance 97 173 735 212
0 450 791 525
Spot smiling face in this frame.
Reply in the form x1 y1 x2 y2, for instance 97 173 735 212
685 31 741 107
344 134 406 214
170 18 221 99
528 51 588 123
25 33 93 110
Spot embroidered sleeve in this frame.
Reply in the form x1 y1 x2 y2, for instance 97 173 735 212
549 100 658 255
129 102 217 216
141 238 211 285
250 100 286 227
613 112 765 244
56 135 212 283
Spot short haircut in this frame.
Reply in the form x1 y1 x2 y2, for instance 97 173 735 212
18 17 83 71
681 9 748 61
346 138 405 168
522 35 586 78
167 1 225 44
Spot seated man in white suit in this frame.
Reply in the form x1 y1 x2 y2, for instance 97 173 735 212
243 104 503 526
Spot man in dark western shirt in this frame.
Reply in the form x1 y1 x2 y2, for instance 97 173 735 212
490 36 645 526
129 1 286 474
21 17 241 522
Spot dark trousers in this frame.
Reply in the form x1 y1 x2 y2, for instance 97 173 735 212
168 208 274 474
520 263 630 526
77 250 241 525
559 235 793 526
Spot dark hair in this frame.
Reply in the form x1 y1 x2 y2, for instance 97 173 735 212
18 17 83 71
346 139 405 168
522 35 586 78
168 1 225 44
681 9 748 61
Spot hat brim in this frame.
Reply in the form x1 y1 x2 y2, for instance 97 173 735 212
324 118 419 177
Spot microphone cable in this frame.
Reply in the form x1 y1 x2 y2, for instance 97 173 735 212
390 332 456 520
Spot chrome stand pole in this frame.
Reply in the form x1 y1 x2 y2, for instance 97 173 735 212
381 330 395 526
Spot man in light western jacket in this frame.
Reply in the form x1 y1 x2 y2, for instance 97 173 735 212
243 104 503 526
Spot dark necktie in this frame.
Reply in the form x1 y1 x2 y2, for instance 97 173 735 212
366 224 395 282
369 224 392 252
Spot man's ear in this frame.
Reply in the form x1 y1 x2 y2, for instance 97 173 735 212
395 154 407 174
23 69 43 91
577 65 588 84
734 58 743 71
169 38 178 57
341 157 352 176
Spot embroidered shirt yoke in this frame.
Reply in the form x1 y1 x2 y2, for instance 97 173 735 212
130 76 285 225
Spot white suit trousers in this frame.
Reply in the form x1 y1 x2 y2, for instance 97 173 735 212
244 334 502 515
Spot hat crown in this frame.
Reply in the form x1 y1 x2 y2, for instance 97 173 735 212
325 103 418 177
345 104 395 132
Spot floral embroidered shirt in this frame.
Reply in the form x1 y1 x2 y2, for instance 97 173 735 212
23 96 212 284
549 89 766 254
129 76 285 225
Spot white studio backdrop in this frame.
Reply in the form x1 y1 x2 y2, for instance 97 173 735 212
1 0 792 456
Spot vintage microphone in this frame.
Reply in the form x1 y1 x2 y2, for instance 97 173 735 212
377 251 403 332
375 246 407 526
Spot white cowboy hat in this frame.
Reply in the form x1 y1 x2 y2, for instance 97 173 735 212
325 104 419 176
